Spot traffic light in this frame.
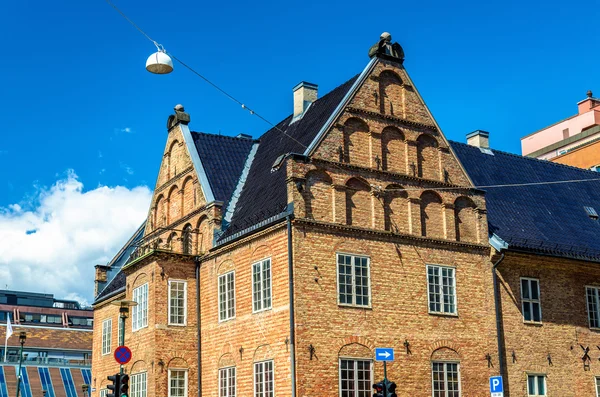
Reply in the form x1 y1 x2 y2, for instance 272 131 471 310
373 381 384 397
107 374 121 397
387 381 397 397
119 374 129 397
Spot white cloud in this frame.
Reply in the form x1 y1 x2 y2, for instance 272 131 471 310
0 170 152 305
121 127 132 133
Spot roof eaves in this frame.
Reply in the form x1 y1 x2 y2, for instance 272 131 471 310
304 57 378 156
93 285 125 306
180 124 216 203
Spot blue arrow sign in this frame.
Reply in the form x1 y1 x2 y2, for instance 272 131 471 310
375 347 394 362
490 376 503 396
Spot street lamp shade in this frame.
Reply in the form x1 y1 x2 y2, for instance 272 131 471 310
18 332 26 345
146 51 173 74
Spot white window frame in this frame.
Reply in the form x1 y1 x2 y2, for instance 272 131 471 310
168 369 188 397
101 319 112 355
521 277 542 323
252 258 272 313
219 366 236 397
426 265 458 315
527 373 546 396
168 280 188 326
130 372 147 397
586 286 600 329
253 360 274 397
218 272 236 322
431 361 461 397
99 390 108 397
132 283 149 331
338 358 373 397
336 253 371 308
595 376 600 397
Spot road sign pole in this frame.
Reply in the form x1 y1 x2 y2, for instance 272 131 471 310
383 361 388 397
119 313 126 376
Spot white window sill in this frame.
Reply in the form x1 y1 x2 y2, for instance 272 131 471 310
428 311 458 317
338 303 372 310
167 322 188 327
252 307 273 314
218 317 236 323
523 320 543 326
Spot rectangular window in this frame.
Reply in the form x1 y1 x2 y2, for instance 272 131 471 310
337 254 370 307
100 391 108 397
168 370 187 397
81 369 92 386
132 283 149 331
339 359 372 397
59 368 76 397
102 319 112 355
254 360 274 397
596 377 600 397
38 368 54 397
587 286 600 328
427 265 457 315
0 367 9 397
527 374 546 396
169 280 187 325
219 272 236 321
131 372 147 397
219 367 236 397
431 362 460 397
252 259 272 312
19 367 32 397
521 278 542 322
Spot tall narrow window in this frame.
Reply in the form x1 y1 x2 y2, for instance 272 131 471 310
337 254 370 307
339 359 372 397
132 283 149 331
19 367 32 397
102 319 112 355
168 370 188 397
521 278 542 322
254 361 274 397
432 362 460 397
219 367 236 397
0 367 9 397
131 373 147 397
169 280 187 325
527 374 546 396
59 368 76 397
219 272 236 321
427 265 457 315
38 368 55 397
252 259 272 312
587 286 600 328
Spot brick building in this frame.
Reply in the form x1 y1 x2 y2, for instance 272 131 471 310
92 33 600 397
1 290 93 397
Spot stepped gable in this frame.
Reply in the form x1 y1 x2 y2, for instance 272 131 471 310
451 140 600 261
218 75 359 241
190 132 256 203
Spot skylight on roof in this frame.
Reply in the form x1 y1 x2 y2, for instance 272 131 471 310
584 206 598 220
479 147 494 156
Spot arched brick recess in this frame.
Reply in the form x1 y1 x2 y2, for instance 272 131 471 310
181 176 195 216
378 70 403 116
216 259 235 276
345 177 372 228
333 240 371 256
335 336 376 354
428 340 461 358
431 347 460 361
454 196 478 243
168 140 180 179
167 357 189 369
167 232 178 251
343 118 370 165
384 184 408 233
182 223 193 254
420 191 444 238
130 359 148 374
155 195 166 228
305 170 333 222
167 185 180 224
253 344 274 362
416 134 439 180
381 127 406 173
218 353 236 368
251 244 272 263
339 343 373 358
196 216 210 254
131 273 149 290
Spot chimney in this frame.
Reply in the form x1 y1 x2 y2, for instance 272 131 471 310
94 264 109 297
466 130 490 148
293 82 318 118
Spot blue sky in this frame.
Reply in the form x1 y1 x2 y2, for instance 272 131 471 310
0 0 599 301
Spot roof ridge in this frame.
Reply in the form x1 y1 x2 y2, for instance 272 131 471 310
191 131 258 141
449 140 600 176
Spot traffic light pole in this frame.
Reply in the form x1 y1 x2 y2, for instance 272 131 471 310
383 362 388 397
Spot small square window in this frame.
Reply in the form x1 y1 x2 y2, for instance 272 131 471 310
527 374 546 396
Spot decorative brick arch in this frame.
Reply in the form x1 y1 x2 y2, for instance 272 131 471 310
332 240 372 256
345 177 372 228
454 196 478 243
130 359 148 374
378 70 403 115
381 126 406 173
343 117 370 164
384 184 408 233
167 185 180 224
335 336 376 354
251 244 272 263
305 169 333 222
218 353 236 368
167 357 189 369
428 340 462 358
181 176 195 216
420 190 444 239
416 134 439 180
131 272 149 290
253 344 274 362
216 259 235 276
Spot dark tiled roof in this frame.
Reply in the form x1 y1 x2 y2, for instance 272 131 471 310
191 132 257 203
218 75 359 241
94 225 145 304
451 141 600 261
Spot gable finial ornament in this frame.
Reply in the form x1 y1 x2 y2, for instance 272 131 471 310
368 32 405 64
167 104 191 130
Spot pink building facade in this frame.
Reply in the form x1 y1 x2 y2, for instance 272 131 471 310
521 91 600 160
